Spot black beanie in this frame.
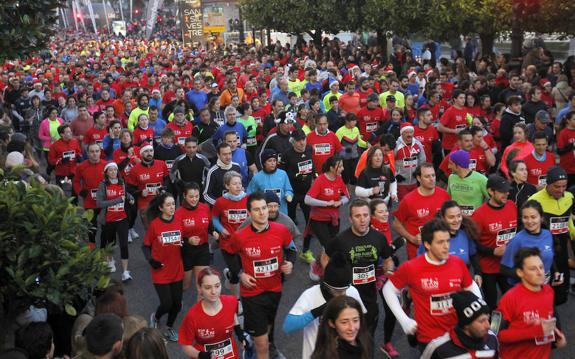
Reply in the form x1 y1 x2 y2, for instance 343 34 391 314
546 166 568 185
323 252 352 289
451 291 490 327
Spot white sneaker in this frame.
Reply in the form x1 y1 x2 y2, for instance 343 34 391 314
108 259 116 273
127 230 133 243
130 228 139 240
122 271 132 282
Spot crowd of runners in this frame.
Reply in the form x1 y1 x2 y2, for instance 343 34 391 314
2 30 575 359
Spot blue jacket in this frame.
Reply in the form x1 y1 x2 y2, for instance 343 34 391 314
212 121 248 146
246 169 293 214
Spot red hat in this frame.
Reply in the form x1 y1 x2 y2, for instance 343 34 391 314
539 78 551 87
400 122 414 134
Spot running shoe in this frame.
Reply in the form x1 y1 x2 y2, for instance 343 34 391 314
108 259 116 273
223 268 232 290
380 342 399 358
299 250 315 264
127 230 133 243
164 327 178 342
149 312 158 328
130 228 139 240
121 271 132 282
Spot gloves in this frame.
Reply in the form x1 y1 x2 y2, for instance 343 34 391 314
395 174 406 183
198 351 211 359
149 258 163 269
79 189 88 198
391 237 406 252
310 302 327 318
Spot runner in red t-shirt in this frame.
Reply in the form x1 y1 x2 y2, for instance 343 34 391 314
521 132 556 189
356 94 385 143
438 90 470 153
469 125 496 175
413 108 440 166
179 267 252 359
83 111 108 154
143 192 184 342
393 163 451 259
132 113 154 146
228 192 296 359
176 182 214 292
471 175 517 310
497 248 566 358
306 114 343 174
383 219 480 352
556 111 575 184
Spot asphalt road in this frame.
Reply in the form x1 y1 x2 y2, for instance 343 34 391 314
116 201 575 359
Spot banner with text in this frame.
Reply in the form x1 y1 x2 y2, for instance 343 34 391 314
180 0 204 46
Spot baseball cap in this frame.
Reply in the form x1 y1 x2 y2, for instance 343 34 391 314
486 174 511 193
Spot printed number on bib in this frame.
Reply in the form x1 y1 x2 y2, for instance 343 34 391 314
366 122 378 132
146 183 161 195
535 331 555 346
204 338 234 359
265 188 282 199
430 293 453 316
297 160 313 175
403 156 417 168
247 137 257 145
314 143 331 155
538 175 547 187
496 228 515 246
469 159 477 170
227 209 248 224
160 230 182 246
165 160 174 169
253 257 279 278
63 151 76 160
460 205 475 216
352 264 376 285
90 189 98 200
550 217 569 235
109 202 124 212
178 137 186 145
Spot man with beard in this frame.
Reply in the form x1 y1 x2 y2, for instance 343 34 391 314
394 122 426 200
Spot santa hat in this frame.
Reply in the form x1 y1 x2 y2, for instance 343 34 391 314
539 78 551 88
400 122 414 135
347 63 359 71
139 142 154 155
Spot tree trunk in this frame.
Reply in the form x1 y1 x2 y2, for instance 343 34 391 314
376 29 388 60
479 32 495 57
313 28 322 47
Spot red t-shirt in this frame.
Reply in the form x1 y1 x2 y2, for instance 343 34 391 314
306 173 349 222
48 139 82 177
389 255 472 343
356 89 374 108
393 188 451 259
144 216 184 284
72 160 107 209
167 121 194 146
521 151 556 187
176 203 212 246
133 126 154 146
556 128 575 174
178 295 239 358
103 182 127 222
306 130 343 174
129 160 168 209
356 107 385 141
338 93 361 114
468 146 490 174
498 284 554 359
112 146 140 185
471 201 518 273
229 222 292 297
440 106 469 150
212 196 248 253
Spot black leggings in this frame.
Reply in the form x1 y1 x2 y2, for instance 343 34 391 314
88 208 101 244
379 288 397 343
309 219 339 249
342 158 358 184
101 218 129 259
153 281 183 328
482 273 511 311
221 250 240 284
126 199 138 229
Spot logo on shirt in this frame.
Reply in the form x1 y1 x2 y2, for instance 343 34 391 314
421 277 439 290
139 173 150 181
488 222 503 232
245 247 261 257
417 208 430 218
197 328 215 339
183 218 195 226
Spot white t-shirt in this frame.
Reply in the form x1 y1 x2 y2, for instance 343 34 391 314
288 285 366 359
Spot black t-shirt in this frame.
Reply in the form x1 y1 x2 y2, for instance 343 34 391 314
326 227 392 301
356 166 395 199
280 146 315 194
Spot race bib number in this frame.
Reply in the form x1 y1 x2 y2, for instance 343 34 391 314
247 137 257 145
178 137 186 145
550 217 569 234
145 183 161 195
430 293 453 316
403 156 417 168
366 122 378 132
204 338 234 358
538 175 547 187
314 143 331 155
456 124 467 131
253 257 279 278
297 159 313 174
109 202 124 212
227 209 248 224
90 189 98 200
460 205 475 216
496 228 516 246
160 230 182 246
535 331 555 346
63 151 76 160
469 159 477 170
352 264 376 285
165 160 174 169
